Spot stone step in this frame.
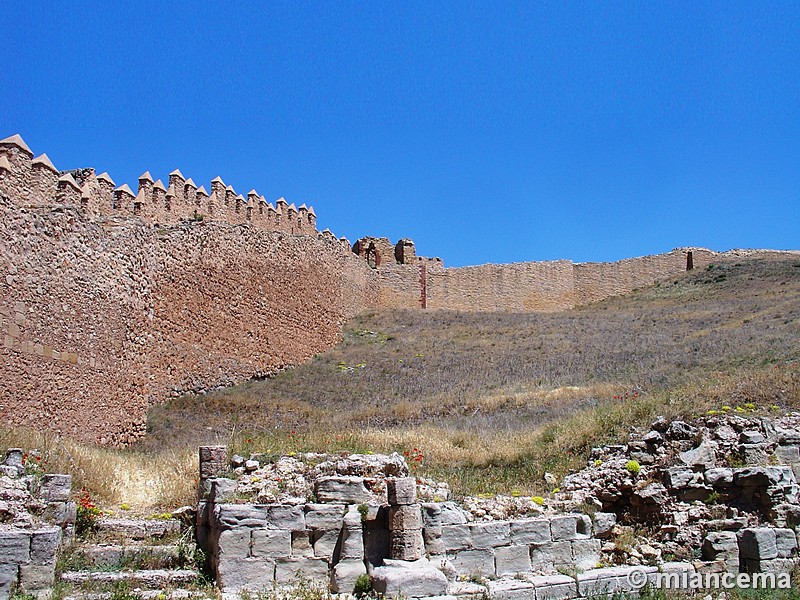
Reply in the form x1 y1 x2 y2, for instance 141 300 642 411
63 589 212 600
95 518 181 540
65 543 185 570
59 569 198 588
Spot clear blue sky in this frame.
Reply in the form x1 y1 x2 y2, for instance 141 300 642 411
2 2 798 267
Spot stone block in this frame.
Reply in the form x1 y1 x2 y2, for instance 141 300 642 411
251 529 291 559
331 559 367 594
266 504 304 530
775 528 798 558
0 529 31 564
741 557 797 574
571 538 601 571
290 530 313 558
199 446 227 480
487 578 534 599
214 504 268 528
470 521 510 548
738 528 778 560
530 541 572 571
510 519 551 545
18 563 55 592
0 563 16 600
439 502 469 525
446 549 495 577
304 503 346 530
371 558 448 598
550 515 579 541
577 566 657 597
776 445 800 464
441 525 471 551
340 525 364 560
390 529 424 561
389 504 423 530
387 477 417 505
208 478 238 503
663 466 699 489
701 531 738 569
312 529 340 560
274 557 330 585
216 556 274 591
740 444 769 466
29 527 61 565
315 476 371 504
705 468 734 487
42 501 75 526
421 503 442 527
528 574 579 599
4 449 23 468
591 512 616 538
218 528 251 560
38 474 71 502
494 544 531 576
680 441 716 469
424 537 446 556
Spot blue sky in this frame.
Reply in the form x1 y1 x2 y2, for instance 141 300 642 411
2 2 798 267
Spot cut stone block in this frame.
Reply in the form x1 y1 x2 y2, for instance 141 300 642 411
494 544 531 576
592 512 616 538
371 558 448 598
199 446 227 480
389 504 423 530
510 519 551 545
775 528 798 558
421 503 442 527
331 559 367 594
705 468 734 487
266 504 304 530
315 476 372 504
251 529 291 559
446 548 495 577
0 529 31 564
312 530 340 560
550 515 579 541
18 562 55 592
304 504 346 530
529 574 579 599
571 538 602 571
29 527 61 565
738 528 778 560
214 504 268 528
208 478 237 503
274 557 330 585
577 566 657 597
218 529 251 559
389 529 424 561
387 477 417 505
38 474 71 502
291 530 314 558
340 524 364 560
469 521 510 548
530 541 572 571
216 557 275 591
487 578 535 599
441 525 471 552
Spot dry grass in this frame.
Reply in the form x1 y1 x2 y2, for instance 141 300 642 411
0 427 197 510
4 256 799 504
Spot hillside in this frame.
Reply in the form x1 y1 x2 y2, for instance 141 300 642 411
139 256 800 497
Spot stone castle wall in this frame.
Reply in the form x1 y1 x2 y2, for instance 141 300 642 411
2 133 795 444
0 135 377 445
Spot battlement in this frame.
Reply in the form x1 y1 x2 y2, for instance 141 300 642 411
0 134 351 249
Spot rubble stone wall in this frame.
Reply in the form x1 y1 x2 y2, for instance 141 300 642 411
0 137 378 445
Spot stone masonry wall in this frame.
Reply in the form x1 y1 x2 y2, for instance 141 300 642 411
0 135 378 445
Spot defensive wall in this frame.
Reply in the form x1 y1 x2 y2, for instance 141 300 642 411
1 133 795 445
0 134 377 445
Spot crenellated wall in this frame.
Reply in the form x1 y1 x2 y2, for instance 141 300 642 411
2 133 796 444
0 134 376 444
